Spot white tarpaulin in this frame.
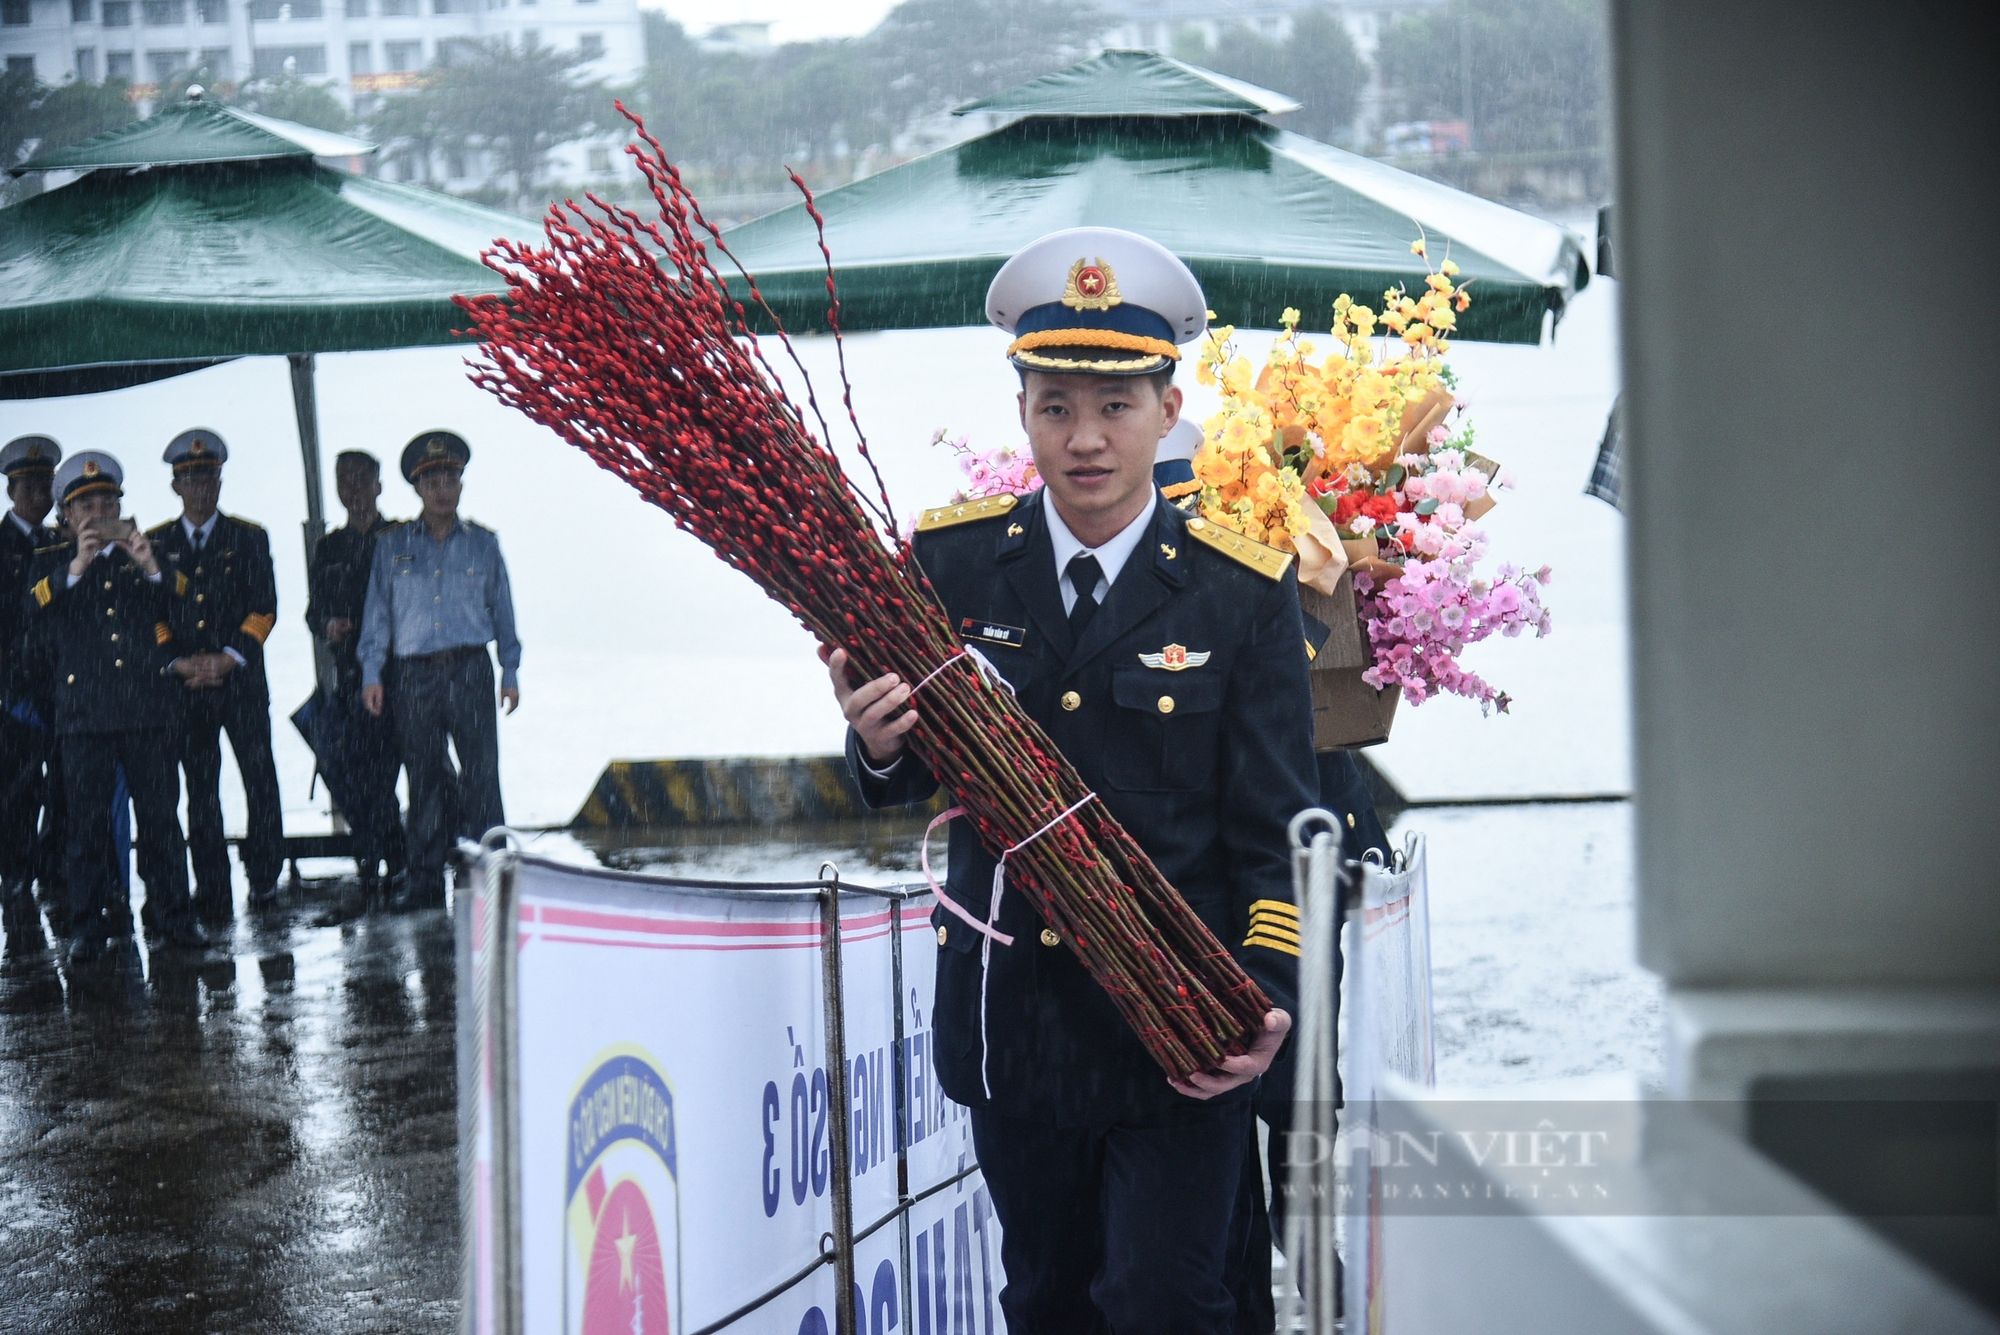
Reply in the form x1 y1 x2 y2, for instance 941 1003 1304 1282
459 844 1004 1335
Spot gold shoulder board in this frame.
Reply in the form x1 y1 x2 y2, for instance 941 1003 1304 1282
1183 517 1294 580
226 513 265 531
145 520 174 537
915 493 1020 533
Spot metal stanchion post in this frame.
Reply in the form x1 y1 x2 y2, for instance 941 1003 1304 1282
1282 811 1344 1333
819 869 857 1335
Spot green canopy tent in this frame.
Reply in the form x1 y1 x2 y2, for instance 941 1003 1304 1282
720 51 1590 345
0 92 539 649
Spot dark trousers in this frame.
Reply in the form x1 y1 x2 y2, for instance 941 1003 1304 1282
181 679 285 902
1222 749 1380 1330
61 727 192 939
0 706 40 889
389 648 502 888
972 1101 1252 1334
338 687 404 875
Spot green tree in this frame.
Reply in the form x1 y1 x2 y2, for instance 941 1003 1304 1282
1179 9 1366 144
26 76 136 152
364 84 450 185
1376 0 1608 155
2 74 137 204
235 74 353 132
867 0 1103 120
397 40 612 205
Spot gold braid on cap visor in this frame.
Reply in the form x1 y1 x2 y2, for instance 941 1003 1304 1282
65 480 121 501
1005 328 1182 363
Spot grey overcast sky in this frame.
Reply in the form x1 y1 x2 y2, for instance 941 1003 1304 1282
641 0 901 45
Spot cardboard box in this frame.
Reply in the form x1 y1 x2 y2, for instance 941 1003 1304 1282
1298 573 1399 750
1309 669 1400 750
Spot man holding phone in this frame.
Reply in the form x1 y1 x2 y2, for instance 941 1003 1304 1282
148 430 284 917
26 451 203 960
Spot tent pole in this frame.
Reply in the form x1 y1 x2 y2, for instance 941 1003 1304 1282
289 353 334 694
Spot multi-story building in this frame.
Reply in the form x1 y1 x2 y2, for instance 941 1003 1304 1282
0 0 644 189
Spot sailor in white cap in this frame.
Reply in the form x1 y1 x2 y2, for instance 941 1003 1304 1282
26 451 204 959
2 435 65 940
824 227 1314 1331
148 428 285 916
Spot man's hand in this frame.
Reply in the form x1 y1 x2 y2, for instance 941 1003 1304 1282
326 617 354 645
363 683 385 717
124 525 160 577
1168 1009 1292 1101
501 686 519 715
69 530 105 578
820 644 918 766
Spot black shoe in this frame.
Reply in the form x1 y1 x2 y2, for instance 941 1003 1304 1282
387 875 446 914
247 883 280 910
154 919 208 951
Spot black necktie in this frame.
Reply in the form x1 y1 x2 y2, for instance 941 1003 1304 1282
1066 553 1104 640
192 527 205 552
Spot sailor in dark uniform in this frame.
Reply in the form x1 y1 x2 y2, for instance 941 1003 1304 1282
148 430 285 915
1 435 62 941
305 449 406 898
1156 390 1394 1329
826 228 1316 1333
27 451 204 960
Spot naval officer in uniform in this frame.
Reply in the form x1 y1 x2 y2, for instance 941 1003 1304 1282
2 435 63 940
149 430 285 914
27 451 204 959
358 431 520 911
825 228 1317 1332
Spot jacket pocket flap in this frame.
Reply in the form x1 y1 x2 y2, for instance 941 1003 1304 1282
1110 662 1224 714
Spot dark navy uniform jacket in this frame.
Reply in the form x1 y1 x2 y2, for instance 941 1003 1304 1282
2 516 57 702
850 488 1318 1126
306 516 402 696
148 514 278 703
25 544 184 735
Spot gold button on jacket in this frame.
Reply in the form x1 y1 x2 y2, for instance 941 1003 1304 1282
1060 690 1081 711
1157 695 1175 714
1040 928 1060 948
936 926 948 946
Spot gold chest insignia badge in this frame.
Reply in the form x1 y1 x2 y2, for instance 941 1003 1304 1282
1138 644 1209 671
1061 258 1122 312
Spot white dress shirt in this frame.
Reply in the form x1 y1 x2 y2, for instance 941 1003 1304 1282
182 512 220 547
1045 491 1158 614
859 491 1158 776
7 509 34 537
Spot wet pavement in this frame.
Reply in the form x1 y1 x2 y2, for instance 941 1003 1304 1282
0 877 460 1335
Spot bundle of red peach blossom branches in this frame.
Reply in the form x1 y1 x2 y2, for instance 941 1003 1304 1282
454 107 1266 1079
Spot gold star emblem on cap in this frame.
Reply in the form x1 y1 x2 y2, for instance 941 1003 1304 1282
428 440 447 456
1061 257 1122 312
83 460 100 475
190 439 206 455
25 443 42 460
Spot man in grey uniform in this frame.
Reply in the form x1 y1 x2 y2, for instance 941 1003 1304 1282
358 431 520 911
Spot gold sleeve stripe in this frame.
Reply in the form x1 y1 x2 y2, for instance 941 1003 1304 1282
32 577 51 607
240 613 276 643
1246 918 1301 943
1243 931 1302 957
1247 899 1300 921
154 622 173 645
